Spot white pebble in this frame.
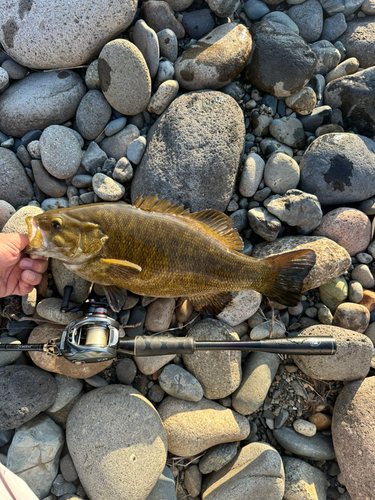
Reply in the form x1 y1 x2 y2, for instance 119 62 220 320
293 419 316 437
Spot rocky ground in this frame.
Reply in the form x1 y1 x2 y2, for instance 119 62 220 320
0 1 375 499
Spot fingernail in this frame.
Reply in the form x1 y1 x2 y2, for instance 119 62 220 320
25 271 36 281
20 260 32 269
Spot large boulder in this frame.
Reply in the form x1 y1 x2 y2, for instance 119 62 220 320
332 376 375 500
0 0 137 69
67 385 168 500
131 91 245 212
338 18 375 69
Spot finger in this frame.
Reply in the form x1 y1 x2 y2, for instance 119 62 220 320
18 234 30 250
21 270 43 286
17 280 35 296
20 258 48 274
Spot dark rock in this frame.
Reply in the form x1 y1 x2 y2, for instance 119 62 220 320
338 18 375 69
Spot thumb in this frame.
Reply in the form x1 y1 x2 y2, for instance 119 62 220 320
2 233 30 252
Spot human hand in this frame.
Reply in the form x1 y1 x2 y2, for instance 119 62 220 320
0 233 48 298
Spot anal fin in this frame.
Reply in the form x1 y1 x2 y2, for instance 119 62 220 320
186 292 232 315
103 286 128 312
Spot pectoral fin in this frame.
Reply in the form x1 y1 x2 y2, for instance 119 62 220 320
103 286 128 312
186 292 232 314
100 258 142 278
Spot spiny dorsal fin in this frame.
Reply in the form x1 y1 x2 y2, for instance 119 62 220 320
187 209 244 251
133 194 190 216
133 194 243 251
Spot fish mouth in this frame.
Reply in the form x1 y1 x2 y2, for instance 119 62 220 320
25 216 49 252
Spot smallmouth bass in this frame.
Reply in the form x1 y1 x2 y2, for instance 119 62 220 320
25 195 316 312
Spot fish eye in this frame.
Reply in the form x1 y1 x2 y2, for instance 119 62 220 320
51 219 62 229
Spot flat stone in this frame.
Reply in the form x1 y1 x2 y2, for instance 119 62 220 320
98 39 151 116
246 21 317 98
127 136 147 165
134 352 176 376
131 91 245 212
0 365 57 430
75 90 112 141
0 0 137 69
182 318 242 400
157 29 178 63
175 24 252 91
199 443 238 474
216 290 262 326
100 124 140 161
232 352 280 415
293 419 317 437
133 20 160 79
325 57 359 84
159 364 203 402
0 148 33 207
2 206 43 235
269 117 305 148
263 11 299 33
202 442 284 500
39 125 82 180
67 385 167 500
332 376 375 500
299 133 375 204
28 324 112 378
158 396 249 456
292 325 373 381
31 159 67 198
273 427 335 460
6 414 64 499
92 173 125 201
253 236 351 291
239 152 265 197
283 457 327 500
41 197 69 211
0 70 86 137
60 454 79 483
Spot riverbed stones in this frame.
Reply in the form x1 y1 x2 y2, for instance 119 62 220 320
182 319 242 399
100 124 140 161
313 207 371 256
159 364 203 402
28 324 112 378
338 19 375 69
332 376 375 500
157 396 249 456
92 173 125 201
202 443 284 500
31 160 67 198
265 190 322 234
288 0 323 43
247 207 282 241
132 20 160 79
299 133 375 204
246 21 317 98
75 90 112 141
285 87 316 115
232 352 279 415
175 24 252 91
0 148 33 206
283 457 328 500
269 117 305 148
141 1 185 39
273 427 335 460
325 57 359 84
0 0 137 69
67 385 168 500
252 236 351 291
239 152 265 197
98 39 151 116
292 325 373 381
333 303 370 333
216 290 262 326
0 365 57 430
324 68 375 137
147 79 179 115
131 91 245 212
264 154 300 194
0 70 86 137
6 414 64 499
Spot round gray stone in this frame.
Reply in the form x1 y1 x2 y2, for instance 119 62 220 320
157 29 178 63
0 365 57 430
0 0 137 69
39 125 83 179
182 9 215 38
0 67 9 89
264 153 300 194
320 0 365 16
66 385 167 500
288 0 323 42
131 91 245 212
299 133 375 205
0 148 33 207
0 200 15 231
41 197 69 211
98 39 151 116
127 136 147 165
321 13 347 42
246 21 317 98
199 443 238 474
99 124 140 161
0 337 22 367
47 375 83 413
31 159 67 198
269 117 305 148
92 173 125 201
159 364 204 402
76 90 112 141
116 357 137 385
1 59 28 80
0 70 86 137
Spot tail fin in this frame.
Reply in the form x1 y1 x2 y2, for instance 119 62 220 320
260 249 316 306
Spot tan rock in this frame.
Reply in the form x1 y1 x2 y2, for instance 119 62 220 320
285 87 316 115
158 396 249 456
332 376 375 500
175 298 194 323
252 236 351 291
28 324 112 378
313 207 371 256
333 303 370 333
308 412 332 431
292 325 373 381
175 24 252 91
145 298 175 332
36 297 83 325
134 353 175 376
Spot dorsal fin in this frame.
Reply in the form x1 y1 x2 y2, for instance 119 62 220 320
133 194 190 216
188 209 244 251
133 194 243 251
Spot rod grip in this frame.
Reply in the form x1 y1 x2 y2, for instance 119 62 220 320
134 336 195 356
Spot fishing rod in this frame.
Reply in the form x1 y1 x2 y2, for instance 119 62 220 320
0 299 337 364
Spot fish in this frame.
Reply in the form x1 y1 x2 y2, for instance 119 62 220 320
25 194 316 313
